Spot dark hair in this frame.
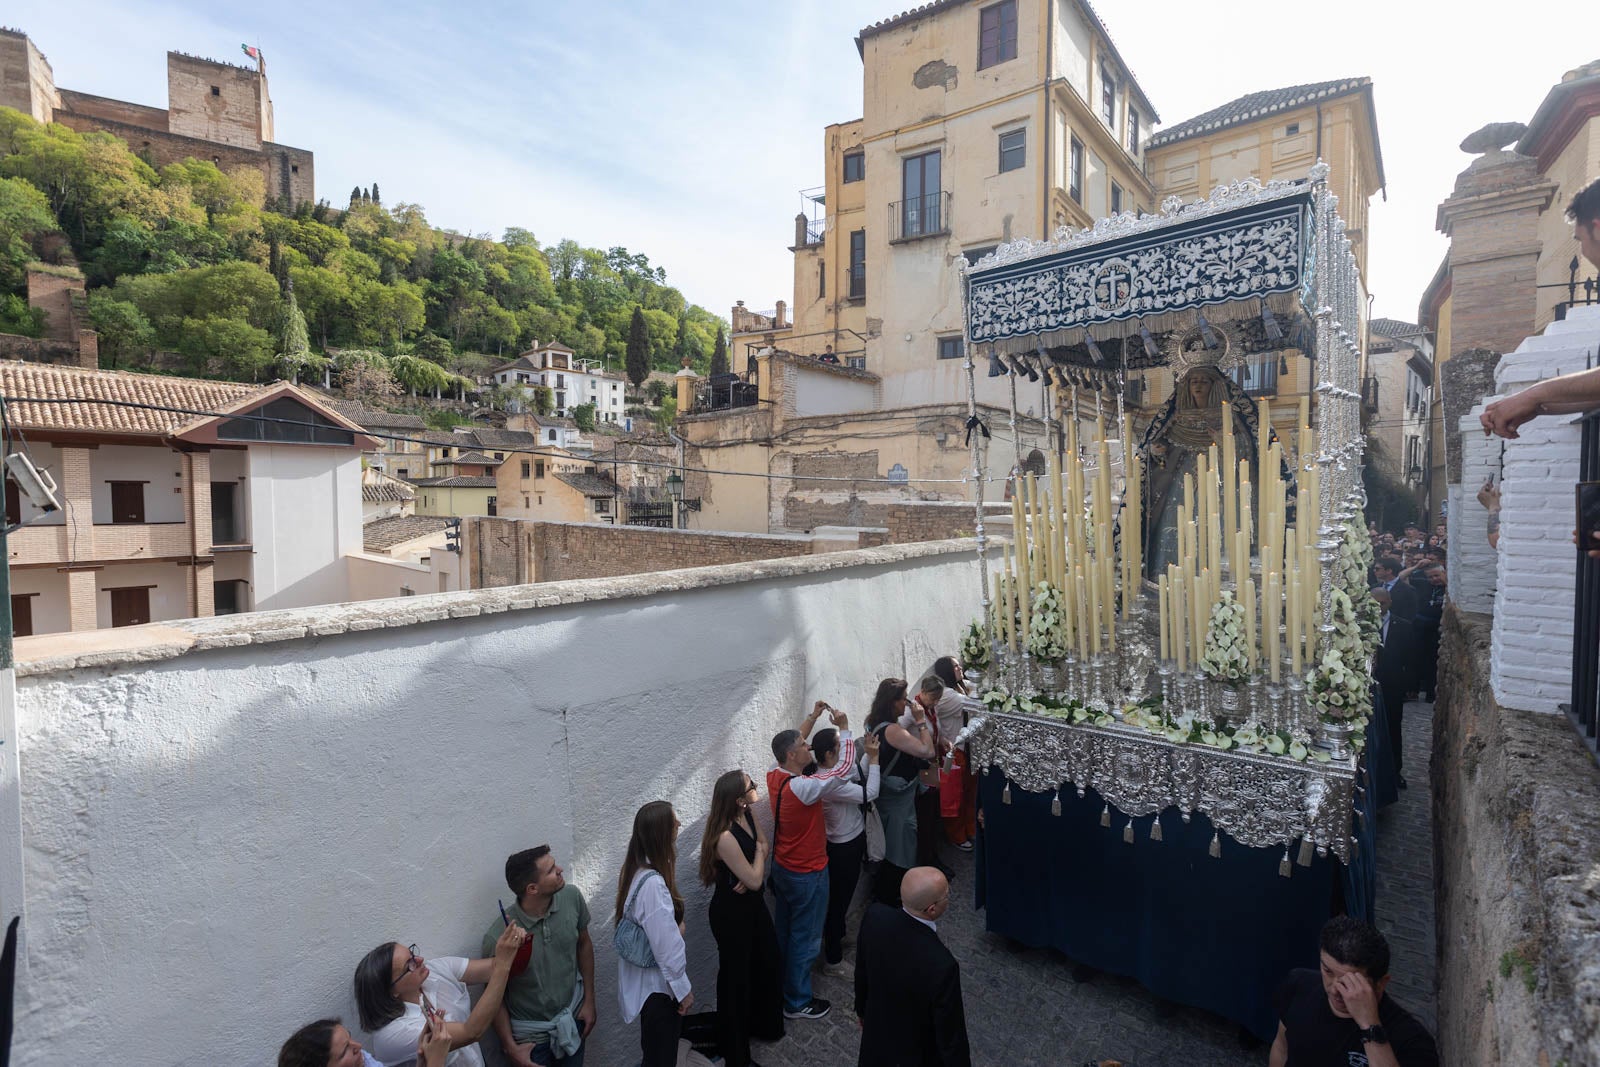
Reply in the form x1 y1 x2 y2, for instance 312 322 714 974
811 727 840 765
866 677 909 729
1319 915 1391 980
614 800 683 925
1567 175 1600 227
505 845 553 897
353 943 404 1032
932 655 961 690
699 770 752 887
279 1018 341 1067
771 728 802 765
1374 555 1402 576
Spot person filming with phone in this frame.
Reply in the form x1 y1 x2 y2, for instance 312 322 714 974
766 699 870 1022
354 920 527 1067
484 846 597 1066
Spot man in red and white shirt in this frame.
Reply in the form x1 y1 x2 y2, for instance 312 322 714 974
767 701 879 1021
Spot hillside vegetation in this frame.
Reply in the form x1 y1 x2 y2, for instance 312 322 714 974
0 106 727 396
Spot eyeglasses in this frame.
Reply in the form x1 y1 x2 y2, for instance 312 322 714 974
391 944 422 987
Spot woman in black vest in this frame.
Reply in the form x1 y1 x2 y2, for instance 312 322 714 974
698 770 784 1066
865 677 936 906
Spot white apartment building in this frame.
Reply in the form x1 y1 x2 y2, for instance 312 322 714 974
492 342 627 423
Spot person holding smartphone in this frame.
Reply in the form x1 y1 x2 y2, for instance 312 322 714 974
353 921 527 1067
278 1012 453 1067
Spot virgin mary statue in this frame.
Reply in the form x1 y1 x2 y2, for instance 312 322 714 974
1138 365 1266 576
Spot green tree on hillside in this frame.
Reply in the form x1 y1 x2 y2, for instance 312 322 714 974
625 306 650 388
573 402 597 433
272 285 314 379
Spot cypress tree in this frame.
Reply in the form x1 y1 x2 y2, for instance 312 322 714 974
370 182 381 206
625 306 650 388
350 186 361 206
710 325 729 377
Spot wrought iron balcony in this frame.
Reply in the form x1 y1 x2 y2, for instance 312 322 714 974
889 191 951 243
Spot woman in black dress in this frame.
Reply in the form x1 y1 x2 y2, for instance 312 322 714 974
699 769 785 1067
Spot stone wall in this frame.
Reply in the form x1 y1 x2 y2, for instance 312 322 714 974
6 539 979 1066
1433 608 1600 1066
0 332 93 368
457 518 893 586
528 521 815 582
883 500 1009 543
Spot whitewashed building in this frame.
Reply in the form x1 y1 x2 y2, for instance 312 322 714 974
492 342 627 423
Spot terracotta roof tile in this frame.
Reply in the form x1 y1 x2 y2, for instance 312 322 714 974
0 361 265 436
1148 78 1370 149
555 471 618 498
363 515 452 552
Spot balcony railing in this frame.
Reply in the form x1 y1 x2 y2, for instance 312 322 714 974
802 218 825 246
694 373 759 413
1566 411 1600 755
890 191 950 243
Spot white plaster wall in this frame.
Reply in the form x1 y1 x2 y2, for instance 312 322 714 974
1487 306 1600 713
93 561 189 627
346 551 431 599
246 445 362 609
10 542 979 1067
1052 0 1093 100
790 368 877 418
88 444 186 524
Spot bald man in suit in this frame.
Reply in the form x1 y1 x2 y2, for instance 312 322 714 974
854 866 971 1067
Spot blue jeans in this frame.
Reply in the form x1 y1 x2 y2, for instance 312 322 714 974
769 862 829 1010
529 1038 585 1066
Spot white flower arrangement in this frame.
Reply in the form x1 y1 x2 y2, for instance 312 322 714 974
1339 525 1382 661
1026 581 1070 663
1198 591 1251 685
981 687 1017 713
960 618 992 672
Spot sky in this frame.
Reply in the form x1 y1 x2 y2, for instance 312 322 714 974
11 0 1597 325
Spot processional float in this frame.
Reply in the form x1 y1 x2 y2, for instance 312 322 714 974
953 163 1376 871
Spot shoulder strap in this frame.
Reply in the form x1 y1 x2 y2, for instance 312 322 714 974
874 722 907 780
623 868 660 917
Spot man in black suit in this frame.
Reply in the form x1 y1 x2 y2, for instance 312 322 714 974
1372 556 1418 623
854 866 971 1067
1372 586 1416 789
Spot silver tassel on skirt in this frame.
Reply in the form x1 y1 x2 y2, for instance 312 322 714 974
1122 821 1134 844
1209 832 1221 859
1051 792 1061 817
1002 782 1012 805
1297 838 1315 867
1149 819 1163 842
1100 804 1111 828
1279 847 1292 878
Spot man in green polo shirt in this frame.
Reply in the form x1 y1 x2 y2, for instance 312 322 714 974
484 845 596 1067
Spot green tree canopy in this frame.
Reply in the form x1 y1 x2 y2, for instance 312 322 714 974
625 306 650 388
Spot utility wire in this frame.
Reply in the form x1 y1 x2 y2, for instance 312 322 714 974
0 396 982 487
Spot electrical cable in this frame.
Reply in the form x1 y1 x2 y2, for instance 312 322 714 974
0 396 978 487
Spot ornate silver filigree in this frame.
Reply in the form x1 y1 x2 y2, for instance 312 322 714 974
968 712 1357 863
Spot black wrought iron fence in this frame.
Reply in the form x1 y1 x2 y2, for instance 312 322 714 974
1565 410 1600 755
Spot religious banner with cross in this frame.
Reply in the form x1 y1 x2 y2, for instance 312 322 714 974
965 187 1313 352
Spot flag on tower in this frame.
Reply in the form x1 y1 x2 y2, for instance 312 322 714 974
241 44 262 62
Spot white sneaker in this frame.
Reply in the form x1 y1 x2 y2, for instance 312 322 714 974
817 960 854 980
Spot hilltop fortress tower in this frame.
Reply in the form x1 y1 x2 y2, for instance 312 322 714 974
0 28 314 206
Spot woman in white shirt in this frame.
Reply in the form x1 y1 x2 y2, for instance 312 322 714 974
352 922 526 1067
809 725 880 976
614 800 691 1067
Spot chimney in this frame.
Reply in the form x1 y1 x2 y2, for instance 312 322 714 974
795 213 808 249
775 300 787 329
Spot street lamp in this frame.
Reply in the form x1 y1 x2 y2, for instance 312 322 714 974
666 472 684 529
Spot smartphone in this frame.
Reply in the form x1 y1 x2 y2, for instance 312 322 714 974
1577 482 1600 555
420 991 437 1019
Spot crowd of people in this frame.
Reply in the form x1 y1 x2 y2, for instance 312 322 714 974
275 637 1442 1067
1367 520 1449 789
276 657 980 1067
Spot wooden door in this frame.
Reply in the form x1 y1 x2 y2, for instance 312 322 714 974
109 587 150 627
11 594 32 638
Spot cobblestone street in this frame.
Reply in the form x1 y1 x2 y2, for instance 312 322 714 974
754 701 1438 1067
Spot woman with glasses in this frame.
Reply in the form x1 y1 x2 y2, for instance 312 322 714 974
698 769 785 1067
809 725 880 977
278 1014 452 1067
614 800 692 1067
353 921 527 1066
865 677 936 907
